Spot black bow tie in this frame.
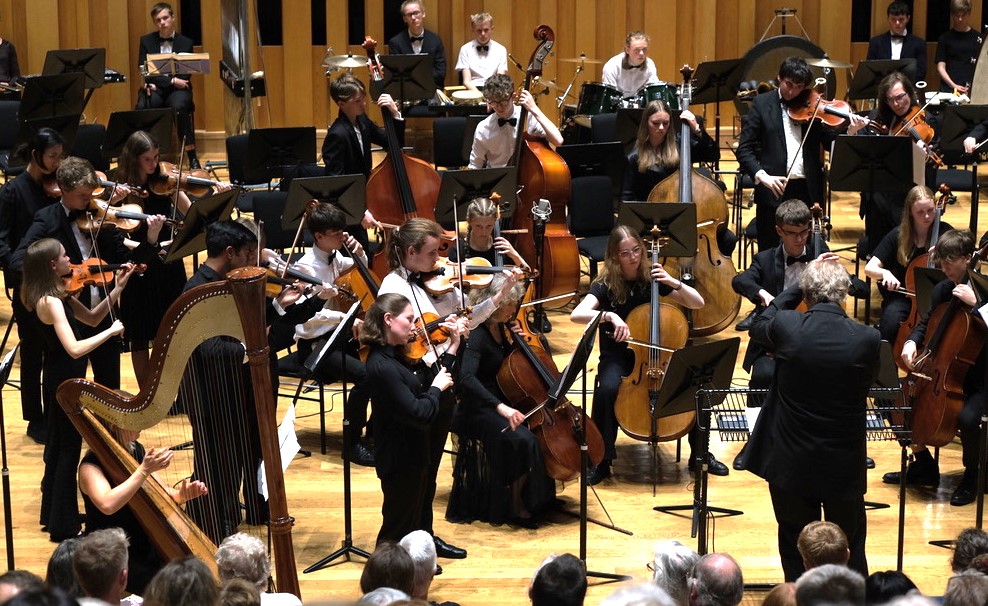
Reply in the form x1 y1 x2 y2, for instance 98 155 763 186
622 57 646 70
498 117 517 127
159 35 174 43
66 208 86 221
890 34 906 40
477 44 489 53
410 35 424 43
786 253 811 266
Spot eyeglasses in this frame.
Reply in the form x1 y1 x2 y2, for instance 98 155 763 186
404 9 423 17
618 246 643 258
780 227 810 238
886 92 909 104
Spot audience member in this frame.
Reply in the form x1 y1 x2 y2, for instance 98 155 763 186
951 528 988 572
399 530 457 605
795 564 865 606
687 553 743 606
865 571 918 604
0 571 44 604
71 528 130 606
360 542 415 597
5 587 79 606
44 538 81 598
529 554 587 606
142 556 218 606
943 570 988 606
600 583 675 606
214 533 302 606
884 594 937 606
358 588 411 606
649 540 699 606
798 521 851 570
969 553 988 575
220 578 261 606
761 582 796 606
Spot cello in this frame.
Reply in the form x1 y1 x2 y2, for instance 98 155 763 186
362 37 442 279
507 26 580 314
613 228 692 441
650 65 741 336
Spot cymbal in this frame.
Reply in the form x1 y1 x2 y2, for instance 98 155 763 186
322 54 367 69
558 56 603 64
533 78 566 93
806 57 852 69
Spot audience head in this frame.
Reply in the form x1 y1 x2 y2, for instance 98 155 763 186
358 587 411 605
951 528 988 572
795 564 865 606
143 555 219 606
601 582 675 606
866 570 918 605
797 521 850 570
650 540 699 606
687 553 743 606
969 552 988 575
215 532 271 591
360 542 415 597
219 578 261 606
529 553 588 606
44 538 81 598
761 582 796 606
0 570 44 604
398 530 437 601
71 527 129 600
4 587 78 606
944 570 988 606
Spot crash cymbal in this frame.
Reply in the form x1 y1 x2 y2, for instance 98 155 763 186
533 78 566 93
322 54 367 69
558 55 603 64
806 56 852 69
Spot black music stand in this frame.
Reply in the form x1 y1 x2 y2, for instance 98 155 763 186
103 109 176 159
618 202 697 257
556 142 625 199
18 74 85 121
614 109 644 154
691 59 744 172
377 54 436 106
0 346 18 569
245 127 317 184
938 104 988 165
4 116 81 171
302 301 372 572
433 167 518 225
848 59 918 101
164 189 239 261
43 48 106 111
912 267 947 323
283 175 367 231
830 135 918 194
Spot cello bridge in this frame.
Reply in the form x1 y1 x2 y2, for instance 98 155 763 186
647 369 665 379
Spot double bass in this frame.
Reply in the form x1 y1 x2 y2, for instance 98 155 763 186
650 65 741 336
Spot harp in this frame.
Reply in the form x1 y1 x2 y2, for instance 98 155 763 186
56 266 300 598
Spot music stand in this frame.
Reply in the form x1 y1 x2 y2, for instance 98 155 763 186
829 136 918 194
145 52 211 77
614 109 644 154
556 142 625 199
0 346 18 569
302 301 372 572
4 116 81 170
103 109 175 159
283 175 367 231
912 267 947 322
18 74 85 121
377 54 436 106
43 48 106 111
691 59 744 172
848 59 917 101
618 202 697 258
164 189 239 262
245 127 317 184
937 104 988 165
434 167 518 225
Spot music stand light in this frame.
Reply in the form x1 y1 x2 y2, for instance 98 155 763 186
377 54 436 105
848 59 917 101
937 104 988 165
43 48 107 90
618 201 698 258
18 74 86 121
434 167 518 225
245 127 317 184
164 188 239 262
104 109 175 159
283 175 366 230
829 135 917 194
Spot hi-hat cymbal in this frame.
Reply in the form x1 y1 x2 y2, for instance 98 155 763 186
558 56 603 64
322 54 367 69
806 56 852 69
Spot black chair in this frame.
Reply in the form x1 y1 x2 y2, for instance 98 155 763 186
568 175 616 281
71 123 109 172
0 100 23 181
226 133 272 215
935 164 981 231
432 116 468 170
251 190 313 252
590 112 618 143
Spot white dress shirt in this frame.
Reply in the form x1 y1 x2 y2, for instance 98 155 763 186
601 53 659 96
468 106 547 169
455 39 508 87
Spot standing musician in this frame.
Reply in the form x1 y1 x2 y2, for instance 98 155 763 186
935 0 979 94
569 225 712 485
454 12 508 92
745 257 880 582
864 185 953 344
20 237 135 542
447 197 529 269
0 127 63 443
360 293 461 546
377 217 520 558
0 15 19 88
866 2 927 83
601 31 659 98
387 1 447 90
137 2 200 168
448 275 552 528
736 56 868 251
468 73 564 170
889 229 985 506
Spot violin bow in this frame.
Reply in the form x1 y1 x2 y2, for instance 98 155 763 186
784 91 824 186
451 193 468 312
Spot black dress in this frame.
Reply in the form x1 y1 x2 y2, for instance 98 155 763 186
935 29 981 92
447 324 553 525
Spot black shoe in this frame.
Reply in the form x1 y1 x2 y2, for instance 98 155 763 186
732 444 748 471
881 450 939 486
952 472 978 507
691 453 730 477
735 309 757 331
187 152 201 170
434 536 467 559
510 515 539 530
26 420 47 445
434 563 443 576
587 461 611 486
345 442 376 467
866 456 875 469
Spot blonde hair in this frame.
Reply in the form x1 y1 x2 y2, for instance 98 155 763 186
896 185 936 267
470 12 492 26
636 100 679 173
20 238 66 311
594 225 650 306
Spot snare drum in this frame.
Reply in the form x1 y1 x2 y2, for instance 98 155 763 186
575 82 622 127
451 89 484 105
636 82 679 111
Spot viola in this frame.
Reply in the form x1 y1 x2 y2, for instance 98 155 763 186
149 161 227 197
404 309 470 363
889 106 943 167
422 257 535 295
64 258 146 295
42 174 61 198
334 245 380 316
77 198 182 233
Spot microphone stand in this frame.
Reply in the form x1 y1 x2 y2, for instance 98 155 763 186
0 346 18 569
531 198 551 333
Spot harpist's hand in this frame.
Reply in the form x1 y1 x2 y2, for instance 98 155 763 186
140 447 173 476
176 479 208 503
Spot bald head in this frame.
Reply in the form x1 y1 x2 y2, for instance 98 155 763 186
688 553 743 606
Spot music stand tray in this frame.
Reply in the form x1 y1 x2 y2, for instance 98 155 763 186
937 105 988 165
830 135 920 194
691 59 744 106
19 74 86 121
434 167 518 225
146 52 211 76
43 48 107 90
848 59 917 101
245 127 317 184
378 54 436 104
164 189 239 262
618 201 697 258
283 175 367 231
104 109 176 159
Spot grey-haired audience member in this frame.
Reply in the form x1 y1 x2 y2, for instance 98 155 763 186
650 540 699 606
943 570 988 606
795 563 865 606
358 587 411 606
601 582 676 606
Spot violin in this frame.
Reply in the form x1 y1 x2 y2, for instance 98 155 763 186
149 161 227 197
889 106 944 167
93 171 149 199
64 258 146 295
77 198 182 233
422 257 535 295
787 89 887 132
42 174 61 198
404 309 470 364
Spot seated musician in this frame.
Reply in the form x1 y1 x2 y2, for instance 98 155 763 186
569 225 719 485
377 218 521 559
137 3 200 168
387 1 447 90
454 12 507 92
78 422 208 594
468 74 564 169
447 197 529 270
601 31 659 98
866 2 927 82
888 229 985 506
865 185 952 344
448 274 553 528
963 115 988 155
0 25 19 90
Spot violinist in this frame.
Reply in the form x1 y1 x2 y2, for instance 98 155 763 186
20 237 136 542
0 127 63 443
736 56 868 251
935 0 979 94
468 73 564 169
888 229 984 506
865 185 953 344
447 197 529 270
569 225 712 485
377 217 519 559
448 275 552 528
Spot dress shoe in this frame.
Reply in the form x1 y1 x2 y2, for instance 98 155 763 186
187 153 202 170
951 471 978 507
587 460 611 486
735 309 757 332
866 456 875 469
510 515 539 530
732 444 748 471
690 452 730 477
881 450 940 486
433 536 467 559
26 420 47 445
344 442 376 467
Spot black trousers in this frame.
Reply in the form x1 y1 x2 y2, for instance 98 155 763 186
138 85 195 147
420 392 455 535
754 179 812 252
40 379 83 540
303 340 370 441
377 463 430 545
877 294 910 344
769 483 868 582
11 289 44 423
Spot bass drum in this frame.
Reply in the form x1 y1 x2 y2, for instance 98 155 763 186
734 35 837 116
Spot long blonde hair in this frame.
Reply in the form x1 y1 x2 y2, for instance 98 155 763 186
593 225 649 306
896 185 936 266
388 218 443 271
20 238 66 311
635 100 679 173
